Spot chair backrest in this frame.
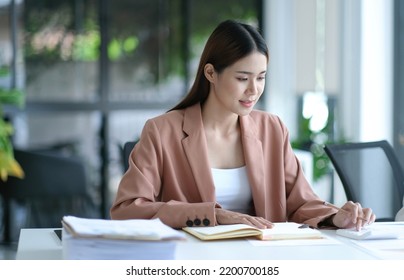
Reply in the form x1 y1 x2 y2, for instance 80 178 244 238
0 148 95 243
122 141 137 172
324 140 404 221
2 149 88 199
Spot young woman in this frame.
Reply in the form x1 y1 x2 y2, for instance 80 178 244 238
110 20 375 230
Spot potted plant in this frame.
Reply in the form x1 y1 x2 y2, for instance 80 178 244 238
0 69 25 181
292 115 332 182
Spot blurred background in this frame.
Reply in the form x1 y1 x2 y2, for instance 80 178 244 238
0 0 403 244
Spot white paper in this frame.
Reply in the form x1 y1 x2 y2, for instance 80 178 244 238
62 216 185 240
248 235 341 246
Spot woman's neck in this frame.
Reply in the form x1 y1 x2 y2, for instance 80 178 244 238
201 96 239 136
201 97 244 169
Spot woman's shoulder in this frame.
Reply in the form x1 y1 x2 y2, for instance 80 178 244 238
140 110 187 140
248 109 284 127
147 108 186 126
244 110 290 143
147 103 201 127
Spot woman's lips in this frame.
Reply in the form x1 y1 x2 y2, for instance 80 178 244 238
239 100 255 107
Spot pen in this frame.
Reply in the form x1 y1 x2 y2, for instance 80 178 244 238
323 201 367 221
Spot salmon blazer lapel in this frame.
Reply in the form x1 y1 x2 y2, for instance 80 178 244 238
181 104 216 202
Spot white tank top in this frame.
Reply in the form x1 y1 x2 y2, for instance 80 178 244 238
211 166 252 214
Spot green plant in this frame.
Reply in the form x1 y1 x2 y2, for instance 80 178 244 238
0 76 25 181
292 109 347 182
292 116 330 181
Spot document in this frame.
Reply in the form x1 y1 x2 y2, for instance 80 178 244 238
62 216 185 260
183 222 323 241
62 215 185 241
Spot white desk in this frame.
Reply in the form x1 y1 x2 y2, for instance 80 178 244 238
16 227 393 260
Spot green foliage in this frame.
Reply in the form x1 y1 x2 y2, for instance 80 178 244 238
0 87 25 181
292 107 348 182
72 31 100 61
107 37 138 61
23 0 259 83
291 116 331 182
0 88 25 109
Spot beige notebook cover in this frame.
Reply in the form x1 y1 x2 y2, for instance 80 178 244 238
183 222 323 241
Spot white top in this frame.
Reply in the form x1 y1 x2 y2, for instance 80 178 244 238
211 166 252 214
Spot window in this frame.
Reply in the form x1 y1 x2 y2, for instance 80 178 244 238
13 0 263 217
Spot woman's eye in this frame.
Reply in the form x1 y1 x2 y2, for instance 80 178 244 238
258 76 266 81
237 77 248 81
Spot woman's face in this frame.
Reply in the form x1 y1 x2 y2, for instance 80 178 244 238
209 51 267 116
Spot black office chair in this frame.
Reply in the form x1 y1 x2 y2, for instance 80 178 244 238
324 140 404 221
122 141 137 172
0 149 96 243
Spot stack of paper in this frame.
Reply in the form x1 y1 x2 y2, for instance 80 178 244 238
62 216 185 260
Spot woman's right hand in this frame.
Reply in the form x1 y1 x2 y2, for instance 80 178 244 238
215 208 273 229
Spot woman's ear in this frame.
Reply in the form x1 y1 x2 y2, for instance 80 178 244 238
204 63 216 83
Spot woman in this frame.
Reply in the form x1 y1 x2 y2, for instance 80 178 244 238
110 19 375 230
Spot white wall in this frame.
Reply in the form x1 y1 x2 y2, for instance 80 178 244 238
359 0 393 143
263 0 298 138
263 0 394 205
263 0 394 143
263 0 342 140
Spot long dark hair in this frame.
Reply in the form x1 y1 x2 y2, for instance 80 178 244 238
169 19 269 112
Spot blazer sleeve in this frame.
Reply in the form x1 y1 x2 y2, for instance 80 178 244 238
277 118 338 227
110 119 217 229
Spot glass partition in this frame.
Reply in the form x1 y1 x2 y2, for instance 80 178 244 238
17 0 263 221
24 0 99 102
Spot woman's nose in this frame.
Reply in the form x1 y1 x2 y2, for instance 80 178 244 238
247 80 258 95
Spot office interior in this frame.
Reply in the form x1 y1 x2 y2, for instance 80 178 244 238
0 0 403 258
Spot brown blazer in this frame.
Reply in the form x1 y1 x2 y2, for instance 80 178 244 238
110 103 337 228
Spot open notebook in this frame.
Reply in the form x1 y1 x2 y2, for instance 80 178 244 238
183 222 323 241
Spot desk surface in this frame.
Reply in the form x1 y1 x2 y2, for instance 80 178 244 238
16 227 402 260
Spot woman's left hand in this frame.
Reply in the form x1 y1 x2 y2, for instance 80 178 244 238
215 208 273 229
332 201 376 230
